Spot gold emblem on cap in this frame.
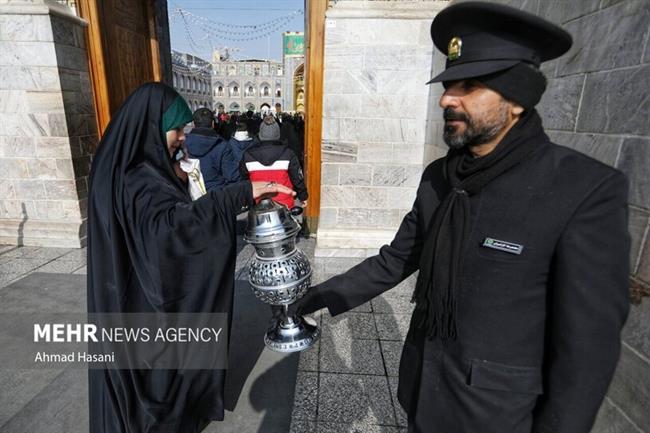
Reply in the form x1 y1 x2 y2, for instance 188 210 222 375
448 36 462 61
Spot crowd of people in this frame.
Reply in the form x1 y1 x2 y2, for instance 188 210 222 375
183 104 308 208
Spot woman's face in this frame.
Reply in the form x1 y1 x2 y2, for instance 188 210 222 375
166 127 186 158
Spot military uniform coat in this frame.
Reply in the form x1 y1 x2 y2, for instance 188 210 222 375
316 133 630 433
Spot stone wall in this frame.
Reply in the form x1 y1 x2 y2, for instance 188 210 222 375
0 0 96 247
482 1 650 431
317 0 449 255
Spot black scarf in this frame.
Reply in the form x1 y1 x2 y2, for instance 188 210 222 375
411 110 549 339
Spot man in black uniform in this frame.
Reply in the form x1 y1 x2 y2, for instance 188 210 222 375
295 2 630 433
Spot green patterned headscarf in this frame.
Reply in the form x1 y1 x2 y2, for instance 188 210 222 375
162 95 192 134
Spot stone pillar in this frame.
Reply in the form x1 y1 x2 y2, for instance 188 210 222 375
0 0 96 247
316 0 448 256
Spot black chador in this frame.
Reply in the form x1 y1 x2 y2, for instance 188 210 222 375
87 83 253 433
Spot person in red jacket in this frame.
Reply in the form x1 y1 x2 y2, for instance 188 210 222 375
241 115 308 209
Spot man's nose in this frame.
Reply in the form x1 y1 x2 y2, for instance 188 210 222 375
439 91 460 109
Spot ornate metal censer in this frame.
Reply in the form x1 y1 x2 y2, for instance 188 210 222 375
244 199 320 352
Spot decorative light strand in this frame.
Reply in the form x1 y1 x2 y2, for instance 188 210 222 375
169 5 302 30
175 9 301 43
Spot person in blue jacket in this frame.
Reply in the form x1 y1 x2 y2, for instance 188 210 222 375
222 121 255 185
185 108 228 191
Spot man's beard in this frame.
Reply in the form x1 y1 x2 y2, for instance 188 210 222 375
442 104 509 149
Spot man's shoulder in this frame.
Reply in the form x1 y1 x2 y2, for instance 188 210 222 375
421 156 447 181
542 141 624 183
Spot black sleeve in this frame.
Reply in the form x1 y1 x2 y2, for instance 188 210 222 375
315 187 425 316
532 172 630 433
239 151 250 179
124 179 254 308
287 149 308 201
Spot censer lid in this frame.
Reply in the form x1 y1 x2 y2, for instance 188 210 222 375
244 199 300 244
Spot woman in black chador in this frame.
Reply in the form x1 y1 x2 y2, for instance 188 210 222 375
87 83 293 433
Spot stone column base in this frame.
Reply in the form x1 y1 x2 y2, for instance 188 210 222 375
0 219 85 248
315 228 395 258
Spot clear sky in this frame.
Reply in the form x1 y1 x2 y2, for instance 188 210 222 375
168 0 305 62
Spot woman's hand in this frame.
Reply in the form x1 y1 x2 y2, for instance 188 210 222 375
173 161 188 183
251 181 296 200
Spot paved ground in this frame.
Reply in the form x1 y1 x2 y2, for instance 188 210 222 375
0 237 413 433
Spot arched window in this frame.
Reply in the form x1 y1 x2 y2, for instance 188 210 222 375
246 85 254 97
232 86 239 97
276 88 281 97
218 86 223 96
173 73 178 88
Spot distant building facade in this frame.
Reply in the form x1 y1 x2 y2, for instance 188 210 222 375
211 50 284 114
172 33 304 115
171 50 212 112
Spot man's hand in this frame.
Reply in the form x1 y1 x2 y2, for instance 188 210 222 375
288 286 327 317
251 181 296 200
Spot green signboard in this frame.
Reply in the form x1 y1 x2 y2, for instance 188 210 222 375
283 34 304 56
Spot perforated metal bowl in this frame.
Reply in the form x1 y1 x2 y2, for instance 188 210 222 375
248 248 312 305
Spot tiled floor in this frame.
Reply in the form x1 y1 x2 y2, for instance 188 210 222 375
0 246 87 287
288 263 416 433
0 241 414 433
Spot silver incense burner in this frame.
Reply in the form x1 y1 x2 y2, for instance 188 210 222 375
244 199 320 352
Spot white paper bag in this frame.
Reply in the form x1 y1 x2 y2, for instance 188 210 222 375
179 158 207 200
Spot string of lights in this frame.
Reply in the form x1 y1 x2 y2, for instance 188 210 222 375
172 5 303 33
173 8 303 42
172 8 303 36
170 5 303 78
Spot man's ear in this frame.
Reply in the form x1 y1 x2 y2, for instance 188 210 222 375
511 103 525 117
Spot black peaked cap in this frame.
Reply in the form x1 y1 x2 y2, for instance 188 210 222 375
427 1 572 83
